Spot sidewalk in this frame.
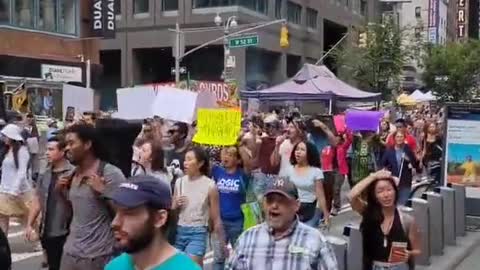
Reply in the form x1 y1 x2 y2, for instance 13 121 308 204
416 231 480 270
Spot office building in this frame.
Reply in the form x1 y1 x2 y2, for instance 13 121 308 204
100 0 380 103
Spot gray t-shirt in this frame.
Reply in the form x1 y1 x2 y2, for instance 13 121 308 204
63 163 125 258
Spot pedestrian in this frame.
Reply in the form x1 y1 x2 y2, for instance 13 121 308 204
0 124 32 235
348 170 421 270
381 131 420 205
134 140 172 186
271 118 306 176
225 176 338 270
164 122 189 188
386 119 417 152
332 131 353 215
104 175 200 270
420 122 442 184
58 124 126 270
172 147 226 267
25 136 75 270
211 146 251 270
280 140 330 227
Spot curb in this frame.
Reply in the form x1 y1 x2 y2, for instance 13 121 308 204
417 231 480 270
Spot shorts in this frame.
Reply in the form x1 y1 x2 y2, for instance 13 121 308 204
0 191 34 217
174 226 208 257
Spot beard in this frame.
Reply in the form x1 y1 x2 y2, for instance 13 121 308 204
114 217 156 254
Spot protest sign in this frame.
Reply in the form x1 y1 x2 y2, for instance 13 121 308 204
193 109 241 146
63 84 94 120
345 110 383 132
151 87 198 123
334 115 346 134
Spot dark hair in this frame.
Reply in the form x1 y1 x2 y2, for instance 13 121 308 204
395 119 406 127
47 135 67 150
65 124 109 161
186 146 210 176
9 140 22 169
83 111 97 120
143 141 166 172
360 177 399 269
290 140 321 168
173 122 189 139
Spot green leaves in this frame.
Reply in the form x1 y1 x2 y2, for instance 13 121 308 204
332 20 409 99
422 41 480 102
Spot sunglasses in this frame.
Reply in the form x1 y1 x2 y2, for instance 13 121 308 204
168 129 179 135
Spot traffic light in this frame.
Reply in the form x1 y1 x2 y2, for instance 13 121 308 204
358 31 367 48
280 24 289 49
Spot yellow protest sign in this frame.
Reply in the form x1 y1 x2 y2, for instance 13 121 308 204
193 109 241 146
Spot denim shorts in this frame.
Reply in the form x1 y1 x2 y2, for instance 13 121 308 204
174 226 208 257
372 262 409 270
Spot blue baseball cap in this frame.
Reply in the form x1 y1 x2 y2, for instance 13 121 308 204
105 175 172 209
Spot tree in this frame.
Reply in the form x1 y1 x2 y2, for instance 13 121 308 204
421 41 480 102
332 19 417 99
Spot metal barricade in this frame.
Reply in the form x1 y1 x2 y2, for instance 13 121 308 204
344 223 363 270
407 198 430 265
436 186 456 246
423 192 444 255
326 235 347 270
449 183 466 237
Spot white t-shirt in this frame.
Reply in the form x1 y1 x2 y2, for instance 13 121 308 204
281 165 324 203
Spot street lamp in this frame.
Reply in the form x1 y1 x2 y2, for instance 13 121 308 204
214 14 238 81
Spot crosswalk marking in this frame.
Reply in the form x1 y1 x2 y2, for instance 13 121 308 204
12 251 43 263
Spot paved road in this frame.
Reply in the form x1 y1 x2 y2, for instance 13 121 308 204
456 244 480 270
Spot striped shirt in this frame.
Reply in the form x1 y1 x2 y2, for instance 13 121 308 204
225 219 338 270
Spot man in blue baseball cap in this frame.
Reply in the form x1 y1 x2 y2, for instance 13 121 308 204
104 175 200 270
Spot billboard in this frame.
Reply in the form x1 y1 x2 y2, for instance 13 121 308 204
91 0 115 38
444 104 480 199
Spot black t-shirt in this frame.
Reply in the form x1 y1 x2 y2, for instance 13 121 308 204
165 148 187 171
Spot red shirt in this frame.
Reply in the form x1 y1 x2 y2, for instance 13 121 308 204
321 146 335 172
386 133 417 151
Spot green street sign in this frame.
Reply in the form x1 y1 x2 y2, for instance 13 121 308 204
229 35 259 48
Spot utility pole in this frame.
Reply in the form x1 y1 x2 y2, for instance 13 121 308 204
174 23 181 84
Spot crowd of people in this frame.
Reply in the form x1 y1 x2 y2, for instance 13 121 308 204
0 105 446 270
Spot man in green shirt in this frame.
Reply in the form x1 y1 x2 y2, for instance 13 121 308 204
104 175 200 270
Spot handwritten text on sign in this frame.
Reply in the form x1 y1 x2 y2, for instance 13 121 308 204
193 109 241 146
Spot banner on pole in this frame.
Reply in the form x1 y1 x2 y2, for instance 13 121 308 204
193 109 241 146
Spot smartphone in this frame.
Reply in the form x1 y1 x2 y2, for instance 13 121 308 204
389 241 408 263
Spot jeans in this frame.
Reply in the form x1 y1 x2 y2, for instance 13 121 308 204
213 218 244 270
304 208 321 228
41 235 67 270
174 226 208 257
397 186 411 206
372 262 409 270
323 171 336 212
333 174 346 210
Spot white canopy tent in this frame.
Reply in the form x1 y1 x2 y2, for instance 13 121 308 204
409 90 437 102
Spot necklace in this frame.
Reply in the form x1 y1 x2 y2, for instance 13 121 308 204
381 216 394 248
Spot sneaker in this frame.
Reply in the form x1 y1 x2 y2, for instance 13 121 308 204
331 208 340 216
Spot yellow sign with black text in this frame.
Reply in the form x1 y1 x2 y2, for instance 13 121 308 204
193 109 241 146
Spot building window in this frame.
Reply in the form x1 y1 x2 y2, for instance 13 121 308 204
275 0 282 19
14 0 34 27
162 0 178 11
306 8 317 29
38 0 57 31
58 0 75 34
287 1 301 24
193 0 268 15
415 6 421 18
1 0 78 35
134 0 149 14
360 0 367 16
0 0 9 23
115 0 121 15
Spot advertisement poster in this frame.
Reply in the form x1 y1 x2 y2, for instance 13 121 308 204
444 104 480 198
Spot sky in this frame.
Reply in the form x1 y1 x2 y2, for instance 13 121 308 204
448 143 480 162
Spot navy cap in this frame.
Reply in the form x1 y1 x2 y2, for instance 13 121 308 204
106 175 172 209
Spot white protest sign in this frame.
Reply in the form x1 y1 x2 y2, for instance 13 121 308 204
151 87 198 123
62 84 94 119
116 86 156 120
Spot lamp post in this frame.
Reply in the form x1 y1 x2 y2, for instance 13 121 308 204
214 14 238 81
